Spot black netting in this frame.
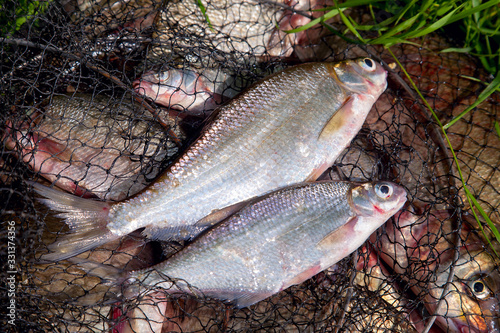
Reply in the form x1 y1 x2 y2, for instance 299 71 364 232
1 1 499 332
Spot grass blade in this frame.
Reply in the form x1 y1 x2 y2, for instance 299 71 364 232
369 13 420 44
443 71 500 130
334 0 366 43
441 47 474 53
285 8 343 34
286 0 381 34
196 0 214 31
407 4 463 39
464 187 500 257
313 0 385 11
388 48 500 257
458 75 500 92
444 0 500 26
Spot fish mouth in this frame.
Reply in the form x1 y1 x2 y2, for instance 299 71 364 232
133 79 151 94
458 324 482 333
392 186 408 211
368 68 388 96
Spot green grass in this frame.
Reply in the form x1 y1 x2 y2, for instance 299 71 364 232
392 52 500 256
443 74 500 129
286 0 500 252
196 0 214 31
0 0 52 36
287 0 500 75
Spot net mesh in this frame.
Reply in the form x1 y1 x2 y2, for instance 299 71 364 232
1 1 499 332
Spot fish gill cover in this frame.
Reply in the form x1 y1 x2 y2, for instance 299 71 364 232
0 0 499 332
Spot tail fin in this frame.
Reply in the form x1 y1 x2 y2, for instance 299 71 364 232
29 181 119 262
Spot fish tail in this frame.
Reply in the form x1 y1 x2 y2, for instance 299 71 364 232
29 181 119 261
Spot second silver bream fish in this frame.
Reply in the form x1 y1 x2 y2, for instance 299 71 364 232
81 180 407 308
33 58 387 261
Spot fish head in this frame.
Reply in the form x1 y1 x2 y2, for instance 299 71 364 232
430 251 500 333
332 58 388 99
134 69 216 114
377 209 500 333
350 181 407 218
139 68 188 88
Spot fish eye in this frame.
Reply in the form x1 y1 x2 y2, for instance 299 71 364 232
468 278 491 300
375 183 393 199
149 73 164 84
157 71 171 83
360 58 376 71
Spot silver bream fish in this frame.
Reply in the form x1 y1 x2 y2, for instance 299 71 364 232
83 180 407 309
33 58 387 261
5 93 180 201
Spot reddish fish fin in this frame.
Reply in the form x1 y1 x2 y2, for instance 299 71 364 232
318 96 354 142
109 304 128 333
29 181 116 262
228 291 276 309
281 264 322 291
317 216 358 249
305 162 329 181
36 136 72 161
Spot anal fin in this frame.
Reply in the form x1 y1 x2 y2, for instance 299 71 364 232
281 264 322 291
209 291 275 309
305 162 329 181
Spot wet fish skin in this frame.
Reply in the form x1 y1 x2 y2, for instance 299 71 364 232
137 0 325 114
351 245 419 332
133 67 240 116
351 245 446 333
65 0 161 37
5 93 181 201
91 180 407 309
151 0 315 58
391 38 500 226
113 59 387 237
116 241 417 333
375 210 500 333
133 66 269 116
33 58 387 261
67 180 405 332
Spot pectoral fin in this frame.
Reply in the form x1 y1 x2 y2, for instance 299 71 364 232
318 96 354 142
317 216 358 249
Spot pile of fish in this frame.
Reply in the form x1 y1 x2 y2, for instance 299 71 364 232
0 1 499 332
